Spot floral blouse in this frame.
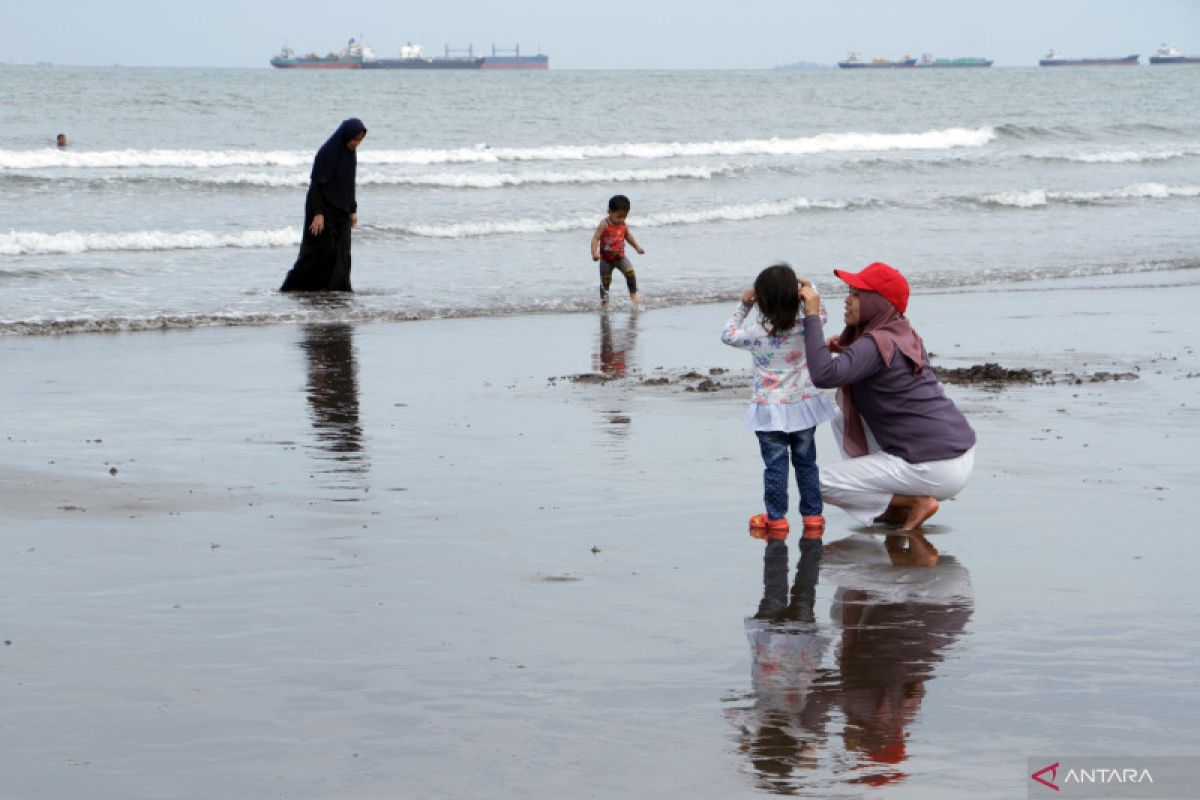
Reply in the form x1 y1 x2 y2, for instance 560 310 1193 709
721 301 836 432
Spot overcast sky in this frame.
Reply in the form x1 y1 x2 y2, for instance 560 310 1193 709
4 0 1198 69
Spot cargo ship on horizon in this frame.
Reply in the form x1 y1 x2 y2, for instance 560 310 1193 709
1149 44 1200 64
1038 50 1139 67
270 38 549 70
916 53 992 68
837 52 917 69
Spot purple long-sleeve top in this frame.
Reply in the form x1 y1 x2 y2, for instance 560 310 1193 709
803 315 976 464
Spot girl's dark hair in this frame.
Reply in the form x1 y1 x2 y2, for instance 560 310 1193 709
754 263 800 336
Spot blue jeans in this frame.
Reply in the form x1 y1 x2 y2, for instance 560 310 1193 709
756 428 822 519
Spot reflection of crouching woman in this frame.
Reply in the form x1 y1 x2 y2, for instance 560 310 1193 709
798 263 976 531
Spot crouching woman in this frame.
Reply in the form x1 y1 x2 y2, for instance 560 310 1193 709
798 262 976 531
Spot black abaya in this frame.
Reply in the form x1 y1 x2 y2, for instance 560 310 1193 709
280 118 366 293
280 182 354 292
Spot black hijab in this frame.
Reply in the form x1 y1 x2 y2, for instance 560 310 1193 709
311 118 366 213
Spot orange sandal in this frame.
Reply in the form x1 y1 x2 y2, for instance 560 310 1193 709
801 514 825 539
748 514 790 539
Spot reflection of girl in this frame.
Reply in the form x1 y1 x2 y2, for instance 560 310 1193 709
800 262 976 530
281 118 367 292
733 623 830 792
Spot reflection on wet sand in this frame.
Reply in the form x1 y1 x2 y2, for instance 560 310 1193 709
729 533 973 794
592 311 639 440
593 310 639 378
298 322 368 498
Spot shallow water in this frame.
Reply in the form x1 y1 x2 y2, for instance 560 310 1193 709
2 66 1198 332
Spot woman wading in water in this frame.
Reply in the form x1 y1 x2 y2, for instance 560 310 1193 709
281 118 367 292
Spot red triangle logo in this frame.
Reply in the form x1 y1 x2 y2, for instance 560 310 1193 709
1031 761 1060 791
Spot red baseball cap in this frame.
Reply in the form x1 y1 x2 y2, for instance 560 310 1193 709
833 262 910 314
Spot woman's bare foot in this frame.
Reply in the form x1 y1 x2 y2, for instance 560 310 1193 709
900 496 939 531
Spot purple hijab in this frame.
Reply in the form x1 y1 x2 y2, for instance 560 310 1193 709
836 291 928 457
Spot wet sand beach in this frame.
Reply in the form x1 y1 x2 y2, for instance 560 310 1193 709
1 274 1197 799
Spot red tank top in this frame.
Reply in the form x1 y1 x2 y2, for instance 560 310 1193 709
599 218 627 260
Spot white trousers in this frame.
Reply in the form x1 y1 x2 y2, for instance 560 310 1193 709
820 446 975 525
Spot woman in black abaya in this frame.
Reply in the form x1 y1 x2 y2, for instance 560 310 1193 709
280 118 367 292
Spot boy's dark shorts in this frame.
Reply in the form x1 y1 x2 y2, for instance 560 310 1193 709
599 257 637 299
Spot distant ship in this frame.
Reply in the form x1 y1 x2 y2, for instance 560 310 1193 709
361 42 480 70
270 38 366 69
1038 50 1139 67
1149 44 1200 65
270 39 549 70
838 52 917 69
916 54 993 68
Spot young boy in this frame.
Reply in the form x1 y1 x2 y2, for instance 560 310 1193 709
591 194 645 310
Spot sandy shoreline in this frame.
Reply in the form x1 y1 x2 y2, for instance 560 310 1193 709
2 275 1197 798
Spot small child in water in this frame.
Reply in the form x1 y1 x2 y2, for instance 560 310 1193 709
721 263 836 622
591 194 645 310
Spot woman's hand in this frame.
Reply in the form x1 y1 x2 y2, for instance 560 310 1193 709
350 213 358 229
798 283 821 317
741 288 755 306
309 214 325 236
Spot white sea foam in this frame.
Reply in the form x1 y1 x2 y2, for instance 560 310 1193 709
7 181 1191 256
981 189 1049 208
381 164 736 187
140 164 739 189
640 198 850 225
1058 182 1200 201
0 228 298 256
2 197 846 254
389 197 850 239
368 127 995 163
0 127 994 170
1062 149 1194 164
0 149 312 170
982 183 1200 208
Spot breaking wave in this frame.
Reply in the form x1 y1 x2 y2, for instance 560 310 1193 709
0 228 297 256
978 183 1200 208
0 127 995 170
0 149 312 170
380 197 856 239
1029 149 1199 164
9 180 1197 256
0 197 853 255
0 164 741 190
1 197 859 255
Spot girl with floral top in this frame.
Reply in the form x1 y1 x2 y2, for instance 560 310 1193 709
722 263 836 621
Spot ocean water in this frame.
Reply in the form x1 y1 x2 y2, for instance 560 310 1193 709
1 64 1198 334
